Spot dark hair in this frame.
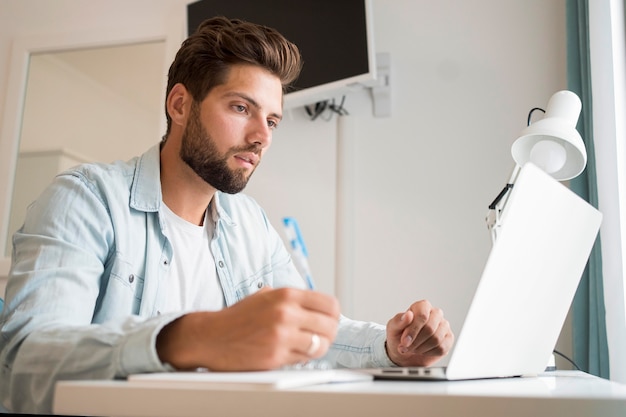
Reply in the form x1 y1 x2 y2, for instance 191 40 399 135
164 16 302 135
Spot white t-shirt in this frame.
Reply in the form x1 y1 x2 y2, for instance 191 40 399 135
160 203 225 313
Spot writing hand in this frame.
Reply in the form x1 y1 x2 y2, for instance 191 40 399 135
385 300 454 367
156 287 340 371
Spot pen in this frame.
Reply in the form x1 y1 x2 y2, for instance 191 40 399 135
282 217 315 290
282 218 334 371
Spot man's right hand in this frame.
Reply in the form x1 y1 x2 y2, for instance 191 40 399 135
156 287 340 371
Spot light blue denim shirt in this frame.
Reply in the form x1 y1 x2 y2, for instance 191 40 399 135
0 144 393 414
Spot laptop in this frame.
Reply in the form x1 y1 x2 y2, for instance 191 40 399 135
366 162 602 381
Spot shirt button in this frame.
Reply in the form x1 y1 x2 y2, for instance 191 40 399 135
163 259 168 266
218 261 224 268
128 274 135 283
257 282 264 289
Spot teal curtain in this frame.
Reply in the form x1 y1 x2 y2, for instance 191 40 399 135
566 0 610 379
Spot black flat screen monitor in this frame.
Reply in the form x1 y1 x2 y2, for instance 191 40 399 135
187 0 376 108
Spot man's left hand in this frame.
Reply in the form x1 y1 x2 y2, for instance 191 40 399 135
385 300 455 367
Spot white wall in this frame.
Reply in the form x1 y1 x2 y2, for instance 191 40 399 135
337 1 567 327
0 0 570 362
19 51 161 160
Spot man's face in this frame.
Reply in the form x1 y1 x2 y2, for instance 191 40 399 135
180 65 283 194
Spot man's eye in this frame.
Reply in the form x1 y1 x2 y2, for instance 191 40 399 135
234 105 246 113
267 120 278 129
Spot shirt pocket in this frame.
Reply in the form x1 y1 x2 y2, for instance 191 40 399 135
102 255 145 316
233 264 273 300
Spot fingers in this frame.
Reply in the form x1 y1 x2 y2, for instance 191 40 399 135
386 300 455 366
228 287 339 367
400 301 441 351
293 330 331 360
408 313 453 355
257 286 340 317
263 288 340 343
291 288 341 320
387 310 414 340
279 289 339 360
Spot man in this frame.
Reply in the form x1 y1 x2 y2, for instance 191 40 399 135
0 17 454 413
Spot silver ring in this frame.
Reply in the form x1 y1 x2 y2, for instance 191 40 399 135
307 333 320 356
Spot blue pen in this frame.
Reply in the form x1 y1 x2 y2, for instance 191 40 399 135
282 217 315 290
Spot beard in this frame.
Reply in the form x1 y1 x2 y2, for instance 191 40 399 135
180 102 261 194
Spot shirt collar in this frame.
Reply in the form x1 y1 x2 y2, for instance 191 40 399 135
129 144 235 226
130 144 162 213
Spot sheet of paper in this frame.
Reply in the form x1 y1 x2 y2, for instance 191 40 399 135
127 369 372 390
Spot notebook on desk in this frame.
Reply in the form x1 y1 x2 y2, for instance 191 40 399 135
128 368 372 390
366 162 602 381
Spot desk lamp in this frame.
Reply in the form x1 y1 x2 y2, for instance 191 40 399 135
486 90 587 243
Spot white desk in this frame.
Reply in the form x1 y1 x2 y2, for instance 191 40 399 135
53 371 626 417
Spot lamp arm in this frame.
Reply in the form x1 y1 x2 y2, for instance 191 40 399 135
488 183 514 210
486 165 521 243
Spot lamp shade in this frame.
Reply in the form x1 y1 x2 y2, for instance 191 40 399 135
511 90 587 181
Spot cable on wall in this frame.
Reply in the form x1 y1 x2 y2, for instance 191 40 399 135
305 96 349 121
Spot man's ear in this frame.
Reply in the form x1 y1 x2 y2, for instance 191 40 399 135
166 83 190 128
